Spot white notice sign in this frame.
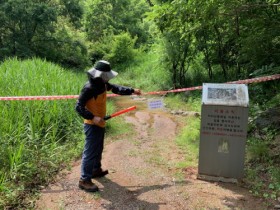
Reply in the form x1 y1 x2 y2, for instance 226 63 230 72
148 99 164 109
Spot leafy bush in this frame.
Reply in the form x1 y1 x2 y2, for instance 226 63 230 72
88 36 111 64
112 42 172 92
105 32 137 66
88 32 137 67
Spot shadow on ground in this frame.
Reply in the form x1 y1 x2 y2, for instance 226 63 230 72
96 177 190 210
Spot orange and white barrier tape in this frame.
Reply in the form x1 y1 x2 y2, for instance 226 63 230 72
227 74 280 84
0 95 79 101
0 74 279 101
144 74 280 95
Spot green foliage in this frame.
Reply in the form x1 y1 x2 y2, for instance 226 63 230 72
88 34 114 62
239 3 280 71
84 0 114 42
88 32 137 66
245 81 280 201
245 164 280 200
0 57 136 208
250 64 280 78
52 25 90 69
247 137 269 162
105 32 137 66
0 0 89 68
112 43 172 91
0 0 57 58
0 0 279 206
148 0 280 86
84 0 150 46
248 75 280 108
0 58 85 208
165 93 202 113
83 0 152 65
147 2 194 87
61 0 84 27
176 116 200 167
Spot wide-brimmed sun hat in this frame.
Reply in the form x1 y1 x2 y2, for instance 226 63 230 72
87 60 118 81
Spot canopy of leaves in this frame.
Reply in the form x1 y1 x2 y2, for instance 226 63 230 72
0 0 88 68
148 0 280 86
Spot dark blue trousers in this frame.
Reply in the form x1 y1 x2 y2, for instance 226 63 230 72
81 124 105 181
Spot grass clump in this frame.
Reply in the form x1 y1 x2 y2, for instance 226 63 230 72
164 92 201 112
175 117 200 168
0 58 86 208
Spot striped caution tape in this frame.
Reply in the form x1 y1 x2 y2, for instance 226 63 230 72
227 74 280 84
0 95 79 101
145 74 280 95
0 74 279 101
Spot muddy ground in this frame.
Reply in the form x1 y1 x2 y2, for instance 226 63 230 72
35 96 273 210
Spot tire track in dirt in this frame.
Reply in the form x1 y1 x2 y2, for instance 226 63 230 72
35 96 270 210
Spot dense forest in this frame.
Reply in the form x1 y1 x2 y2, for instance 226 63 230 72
0 0 279 208
1 0 279 86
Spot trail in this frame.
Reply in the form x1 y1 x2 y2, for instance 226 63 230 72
35 96 270 210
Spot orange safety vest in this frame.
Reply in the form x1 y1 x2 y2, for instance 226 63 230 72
84 91 106 128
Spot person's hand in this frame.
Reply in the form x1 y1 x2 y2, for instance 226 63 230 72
93 116 104 124
134 89 141 95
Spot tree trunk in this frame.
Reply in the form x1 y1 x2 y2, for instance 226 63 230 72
172 61 178 88
214 25 227 80
235 11 241 78
202 32 213 79
204 50 213 79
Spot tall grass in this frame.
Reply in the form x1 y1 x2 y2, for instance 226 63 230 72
0 58 87 208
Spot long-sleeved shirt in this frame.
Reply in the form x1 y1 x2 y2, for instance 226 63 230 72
75 77 135 127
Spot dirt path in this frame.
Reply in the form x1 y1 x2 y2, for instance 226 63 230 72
35 96 270 210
